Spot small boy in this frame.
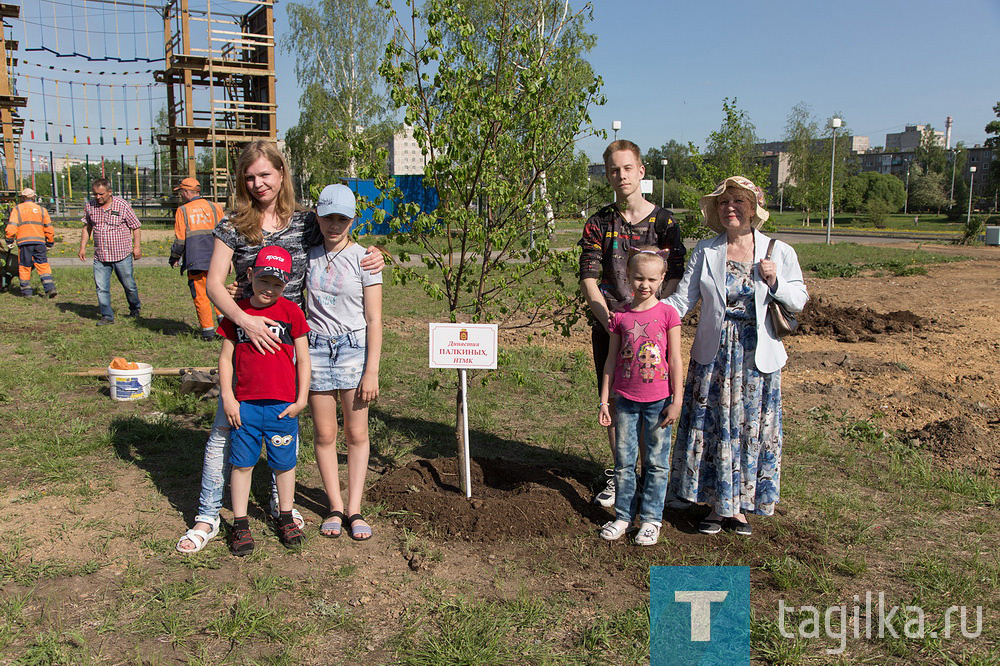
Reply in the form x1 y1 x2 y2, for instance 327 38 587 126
217 246 311 555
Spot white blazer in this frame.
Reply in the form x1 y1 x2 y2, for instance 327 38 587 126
664 229 809 374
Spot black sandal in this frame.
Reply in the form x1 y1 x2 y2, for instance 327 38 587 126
346 514 373 541
229 526 255 556
320 510 345 538
279 519 305 548
697 517 724 535
724 517 752 536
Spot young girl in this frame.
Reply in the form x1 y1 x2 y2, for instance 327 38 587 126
306 184 383 541
597 248 683 546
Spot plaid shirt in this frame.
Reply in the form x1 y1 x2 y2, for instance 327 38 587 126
82 196 141 262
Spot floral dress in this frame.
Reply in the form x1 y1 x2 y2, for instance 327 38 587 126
668 260 782 516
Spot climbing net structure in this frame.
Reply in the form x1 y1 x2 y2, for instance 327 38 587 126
4 0 275 205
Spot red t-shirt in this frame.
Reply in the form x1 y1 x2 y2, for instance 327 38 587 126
608 302 681 402
217 297 310 402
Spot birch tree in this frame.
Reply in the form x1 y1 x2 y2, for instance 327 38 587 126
439 0 598 235
360 0 602 481
283 0 395 183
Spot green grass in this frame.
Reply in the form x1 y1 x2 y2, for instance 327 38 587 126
769 211 963 234
793 242 965 278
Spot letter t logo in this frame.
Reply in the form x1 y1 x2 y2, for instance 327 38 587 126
675 591 729 641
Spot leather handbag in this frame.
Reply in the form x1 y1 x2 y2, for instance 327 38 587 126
764 239 798 338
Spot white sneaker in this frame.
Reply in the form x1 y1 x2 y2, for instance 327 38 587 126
593 469 615 507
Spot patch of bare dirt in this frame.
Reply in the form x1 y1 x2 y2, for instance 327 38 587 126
369 456 607 541
908 417 1000 478
797 301 930 342
782 253 1000 446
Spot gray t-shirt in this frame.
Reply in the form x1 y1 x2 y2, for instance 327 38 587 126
305 243 382 336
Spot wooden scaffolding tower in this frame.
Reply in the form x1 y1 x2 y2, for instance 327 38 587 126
0 2 25 198
155 0 276 202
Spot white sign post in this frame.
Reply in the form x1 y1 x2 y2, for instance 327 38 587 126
429 323 498 498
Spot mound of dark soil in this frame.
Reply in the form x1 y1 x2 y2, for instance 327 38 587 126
908 418 999 478
798 303 928 342
369 457 608 541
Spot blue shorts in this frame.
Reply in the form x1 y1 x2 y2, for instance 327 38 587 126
308 329 367 392
230 399 299 471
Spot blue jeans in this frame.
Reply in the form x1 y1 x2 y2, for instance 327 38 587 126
93 256 141 319
613 395 672 524
195 399 284 525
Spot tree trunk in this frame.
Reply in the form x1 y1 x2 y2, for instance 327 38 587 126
538 170 556 237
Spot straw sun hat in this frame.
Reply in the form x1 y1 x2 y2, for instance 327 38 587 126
699 176 770 234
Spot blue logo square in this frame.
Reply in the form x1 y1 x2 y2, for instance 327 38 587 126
650 566 753 666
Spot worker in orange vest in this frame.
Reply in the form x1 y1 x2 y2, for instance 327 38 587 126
169 178 223 340
4 188 57 298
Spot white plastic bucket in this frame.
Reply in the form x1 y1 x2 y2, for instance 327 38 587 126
107 363 153 401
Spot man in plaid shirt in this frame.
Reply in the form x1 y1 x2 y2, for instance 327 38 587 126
77 178 143 325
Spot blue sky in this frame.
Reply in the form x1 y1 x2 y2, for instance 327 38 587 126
573 0 1000 159
274 0 1000 159
13 0 1000 171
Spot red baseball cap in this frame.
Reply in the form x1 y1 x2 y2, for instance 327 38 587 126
253 245 292 283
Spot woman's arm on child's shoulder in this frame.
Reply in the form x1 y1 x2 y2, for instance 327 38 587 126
280 336 312 420
359 283 383 403
598 333 620 427
218 339 241 428
360 246 387 274
661 325 684 426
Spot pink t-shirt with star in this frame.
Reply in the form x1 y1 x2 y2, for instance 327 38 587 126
608 302 681 402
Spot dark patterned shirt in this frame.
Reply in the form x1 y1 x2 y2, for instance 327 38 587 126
578 204 685 313
213 209 319 307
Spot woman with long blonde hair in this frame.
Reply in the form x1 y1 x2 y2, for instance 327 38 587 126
176 140 385 553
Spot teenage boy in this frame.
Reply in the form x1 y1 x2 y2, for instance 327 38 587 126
217 246 311 555
579 140 686 507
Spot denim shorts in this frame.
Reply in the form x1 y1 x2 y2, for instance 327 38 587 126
308 329 367 392
230 399 299 472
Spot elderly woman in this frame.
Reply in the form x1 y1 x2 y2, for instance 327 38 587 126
664 176 808 536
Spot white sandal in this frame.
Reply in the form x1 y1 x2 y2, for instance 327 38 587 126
599 519 629 541
634 521 661 546
176 515 221 553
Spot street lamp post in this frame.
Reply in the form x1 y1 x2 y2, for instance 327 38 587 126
660 158 668 208
826 117 842 245
612 120 621 141
967 166 977 228
949 149 957 206
904 159 911 215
